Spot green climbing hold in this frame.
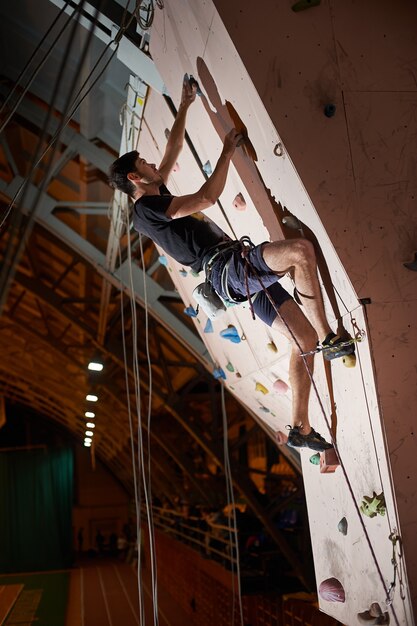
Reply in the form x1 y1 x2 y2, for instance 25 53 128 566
360 491 386 518
309 453 320 465
226 362 235 372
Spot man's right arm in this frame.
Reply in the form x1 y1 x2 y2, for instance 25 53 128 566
166 129 241 219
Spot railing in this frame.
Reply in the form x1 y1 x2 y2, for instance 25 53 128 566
146 506 238 566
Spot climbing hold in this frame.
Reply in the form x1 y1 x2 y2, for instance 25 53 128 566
179 268 188 277
158 255 168 266
358 603 390 624
338 517 348 536
184 73 203 96
404 251 417 271
282 214 302 230
267 341 278 353
320 447 339 474
202 160 212 176
273 379 289 394
184 305 198 318
318 578 345 603
172 161 180 173
343 353 356 368
324 104 336 118
259 405 270 413
292 0 320 11
255 382 269 395
164 128 171 140
275 431 288 445
235 372 242 378
273 142 283 157
226 362 235 372
309 453 320 465
233 193 246 211
191 270 200 278
220 326 241 344
213 367 226 380
204 319 213 333
360 492 386 518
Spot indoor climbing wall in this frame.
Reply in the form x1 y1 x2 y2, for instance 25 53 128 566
131 1 415 623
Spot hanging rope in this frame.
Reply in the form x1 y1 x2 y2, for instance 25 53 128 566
240 247 401 624
220 384 244 626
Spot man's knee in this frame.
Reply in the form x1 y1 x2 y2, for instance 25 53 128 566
291 239 315 265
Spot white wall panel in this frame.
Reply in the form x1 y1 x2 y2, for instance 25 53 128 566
128 1 416 622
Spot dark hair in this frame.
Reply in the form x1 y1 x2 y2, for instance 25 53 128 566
108 150 139 196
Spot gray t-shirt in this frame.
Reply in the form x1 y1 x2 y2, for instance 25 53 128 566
133 186 228 272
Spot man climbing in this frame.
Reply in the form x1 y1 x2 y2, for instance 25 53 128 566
108 78 353 453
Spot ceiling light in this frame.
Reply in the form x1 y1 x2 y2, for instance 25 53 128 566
86 394 98 402
85 430 94 437
84 437 92 443
86 422 95 428
84 441 92 447
88 362 103 371
85 411 95 418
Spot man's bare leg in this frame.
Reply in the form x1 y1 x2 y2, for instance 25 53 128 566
271 299 317 434
262 239 332 342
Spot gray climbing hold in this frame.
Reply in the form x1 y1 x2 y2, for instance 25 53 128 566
338 517 348 535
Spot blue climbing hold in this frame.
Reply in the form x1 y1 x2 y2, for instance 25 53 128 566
220 326 241 344
213 367 226 380
202 160 212 176
158 255 168 266
204 319 213 333
184 306 198 318
179 268 188 277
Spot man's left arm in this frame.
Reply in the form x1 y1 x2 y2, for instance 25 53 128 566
158 77 197 184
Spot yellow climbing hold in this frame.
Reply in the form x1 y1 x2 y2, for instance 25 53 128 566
267 341 278 353
255 382 269 395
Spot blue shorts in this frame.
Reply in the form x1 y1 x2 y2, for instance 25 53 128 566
209 242 293 326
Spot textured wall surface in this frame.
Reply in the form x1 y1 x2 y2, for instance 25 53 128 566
132 1 416 623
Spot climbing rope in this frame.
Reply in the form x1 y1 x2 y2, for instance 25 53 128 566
237 237 401 624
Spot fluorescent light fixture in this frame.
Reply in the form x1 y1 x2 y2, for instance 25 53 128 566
88 362 103 371
85 430 94 437
84 437 92 443
86 394 98 402
85 411 95 418
86 422 95 428
84 441 91 447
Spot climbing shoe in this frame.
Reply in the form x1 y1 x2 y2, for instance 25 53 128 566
286 425 332 452
321 331 356 361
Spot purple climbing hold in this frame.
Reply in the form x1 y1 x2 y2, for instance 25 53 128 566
319 578 345 603
220 326 241 344
273 379 289 394
184 306 198 318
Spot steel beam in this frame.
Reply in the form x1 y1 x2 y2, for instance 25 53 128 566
0 177 211 364
47 0 166 93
